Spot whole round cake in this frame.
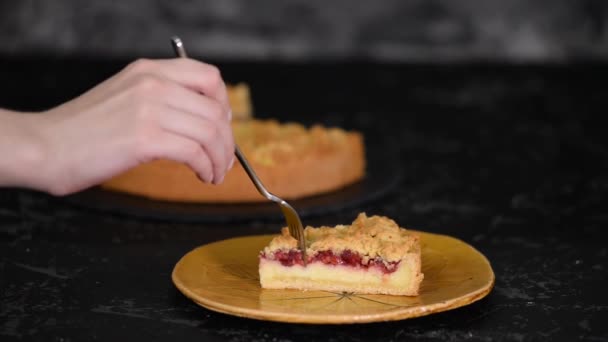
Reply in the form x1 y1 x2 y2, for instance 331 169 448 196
101 119 365 203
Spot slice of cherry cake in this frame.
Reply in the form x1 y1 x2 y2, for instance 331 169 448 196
259 213 424 296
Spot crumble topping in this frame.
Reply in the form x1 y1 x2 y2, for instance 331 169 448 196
232 119 352 166
263 213 420 263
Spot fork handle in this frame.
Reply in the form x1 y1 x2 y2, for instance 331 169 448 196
234 146 282 203
171 36 279 204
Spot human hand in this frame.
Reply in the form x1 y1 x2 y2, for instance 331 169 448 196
1 58 234 195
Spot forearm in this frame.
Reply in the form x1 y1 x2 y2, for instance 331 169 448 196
0 109 48 191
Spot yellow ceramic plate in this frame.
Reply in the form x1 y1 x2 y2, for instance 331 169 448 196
172 231 494 324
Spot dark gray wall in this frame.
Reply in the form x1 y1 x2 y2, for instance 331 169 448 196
1 0 607 62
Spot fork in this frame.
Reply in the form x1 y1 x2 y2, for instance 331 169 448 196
170 36 308 265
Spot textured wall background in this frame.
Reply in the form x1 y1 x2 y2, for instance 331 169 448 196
1 0 607 62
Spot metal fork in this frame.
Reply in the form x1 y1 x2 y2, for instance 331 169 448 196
170 36 308 265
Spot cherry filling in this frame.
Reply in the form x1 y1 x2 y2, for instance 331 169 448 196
262 249 399 274
272 249 305 266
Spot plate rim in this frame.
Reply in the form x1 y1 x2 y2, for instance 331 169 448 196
172 231 495 324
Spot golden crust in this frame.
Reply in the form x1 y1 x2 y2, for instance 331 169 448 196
101 119 365 202
227 83 253 120
264 213 420 263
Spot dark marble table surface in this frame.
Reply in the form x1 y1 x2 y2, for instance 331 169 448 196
1 57 607 341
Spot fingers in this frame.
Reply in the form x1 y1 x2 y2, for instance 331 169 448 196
119 58 234 184
139 130 215 184
155 106 232 184
131 76 234 182
124 58 230 119
158 81 235 173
